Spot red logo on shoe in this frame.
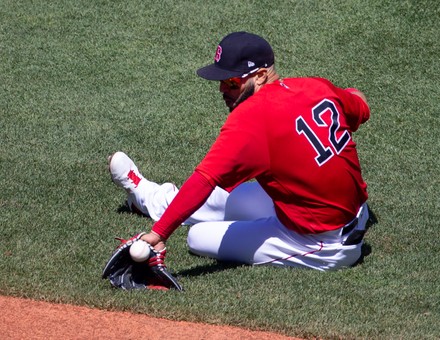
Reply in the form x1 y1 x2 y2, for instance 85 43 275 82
127 170 141 187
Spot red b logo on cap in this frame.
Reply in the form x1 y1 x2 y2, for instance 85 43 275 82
214 45 222 62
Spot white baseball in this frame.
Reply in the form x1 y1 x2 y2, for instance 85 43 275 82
129 240 151 262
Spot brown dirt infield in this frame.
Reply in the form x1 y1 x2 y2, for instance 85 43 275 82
0 295 300 339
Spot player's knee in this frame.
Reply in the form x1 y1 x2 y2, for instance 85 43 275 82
187 222 225 259
187 223 207 255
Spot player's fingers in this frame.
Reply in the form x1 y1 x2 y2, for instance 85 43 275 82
141 232 166 251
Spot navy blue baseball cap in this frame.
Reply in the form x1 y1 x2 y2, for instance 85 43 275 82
196 32 275 81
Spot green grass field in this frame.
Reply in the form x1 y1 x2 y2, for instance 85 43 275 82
1 0 439 339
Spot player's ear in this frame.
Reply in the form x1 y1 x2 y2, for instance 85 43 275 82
255 69 269 85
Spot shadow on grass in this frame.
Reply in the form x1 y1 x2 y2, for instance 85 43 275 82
116 203 131 214
351 242 372 267
176 260 244 278
116 203 148 217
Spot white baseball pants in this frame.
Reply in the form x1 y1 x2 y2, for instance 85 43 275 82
131 178 368 271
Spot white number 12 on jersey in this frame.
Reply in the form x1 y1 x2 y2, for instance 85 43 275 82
296 99 350 166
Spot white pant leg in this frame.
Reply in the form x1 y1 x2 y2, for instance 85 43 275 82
130 179 229 223
185 181 275 223
131 180 274 224
187 204 369 271
224 182 275 221
184 186 230 224
128 180 177 221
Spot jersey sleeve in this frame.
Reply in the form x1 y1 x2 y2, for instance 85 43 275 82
316 79 370 132
196 102 270 192
341 88 370 131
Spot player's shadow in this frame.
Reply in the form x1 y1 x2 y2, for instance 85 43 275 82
351 242 372 267
116 202 148 217
116 203 132 214
176 260 244 277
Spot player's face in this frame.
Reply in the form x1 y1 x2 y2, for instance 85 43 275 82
220 76 255 112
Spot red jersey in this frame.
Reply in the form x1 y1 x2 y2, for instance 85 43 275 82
196 77 370 234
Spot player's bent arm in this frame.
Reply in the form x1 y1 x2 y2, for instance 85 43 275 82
141 170 215 250
345 88 368 106
339 87 370 130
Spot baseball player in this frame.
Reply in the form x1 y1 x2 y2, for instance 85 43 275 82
109 31 371 271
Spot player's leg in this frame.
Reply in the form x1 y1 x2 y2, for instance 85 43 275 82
109 151 275 223
178 181 275 223
109 151 229 222
223 182 275 221
187 204 369 270
109 151 173 220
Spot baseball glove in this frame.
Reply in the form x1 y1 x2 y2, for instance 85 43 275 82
102 232 183 292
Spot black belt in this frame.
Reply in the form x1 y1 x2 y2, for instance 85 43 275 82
341 217 365 245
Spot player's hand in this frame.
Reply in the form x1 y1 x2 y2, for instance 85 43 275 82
141 231 166 251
